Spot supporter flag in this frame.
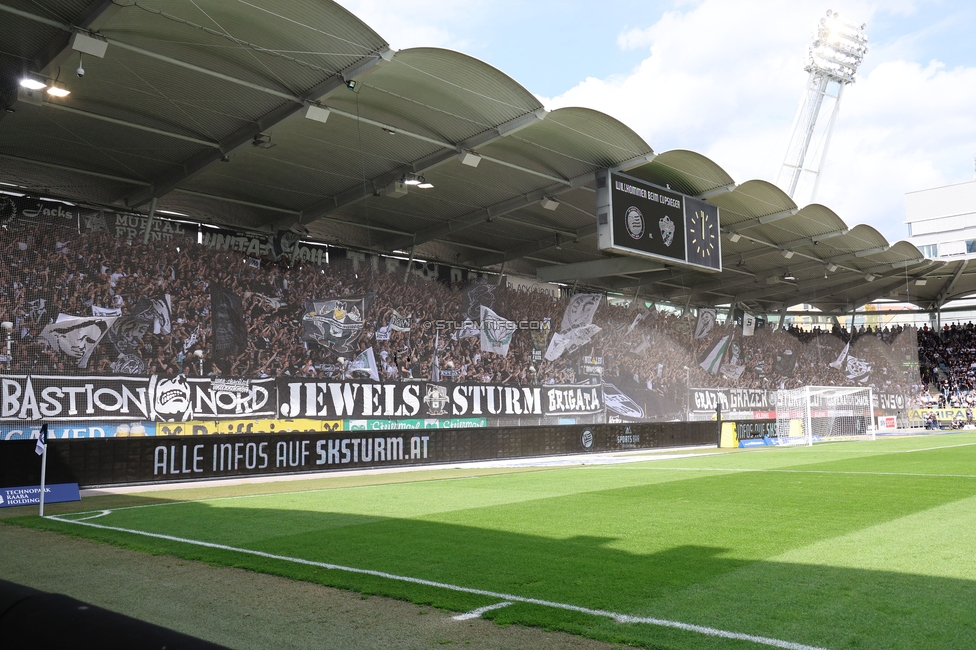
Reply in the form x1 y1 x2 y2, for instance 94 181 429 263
545 324 602 361
132 295 172 335
530 318 550 352
774 349 797 377
829 342 850 369
39 315 116 369
346 347 379 382
480 305 515 356
694 309 717 340
626 311 647 336
560 293 602 332
451 319 480 341
34 423 48 456
461 284 496 320
302 296 368 353
92 305 122 317
846 355 872 381
699 335 729 374
742 312 756 337
431 331 441 382
389 310 411 332
211 286 248 365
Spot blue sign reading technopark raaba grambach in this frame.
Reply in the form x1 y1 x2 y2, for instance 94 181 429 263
0 483 80 508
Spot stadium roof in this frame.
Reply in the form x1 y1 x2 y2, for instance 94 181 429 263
2 0 975 315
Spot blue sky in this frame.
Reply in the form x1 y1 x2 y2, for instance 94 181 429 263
339 1 976 245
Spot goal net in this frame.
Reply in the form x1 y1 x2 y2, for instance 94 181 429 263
774 386 875 446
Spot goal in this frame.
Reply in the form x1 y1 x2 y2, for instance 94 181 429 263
774 386 875 446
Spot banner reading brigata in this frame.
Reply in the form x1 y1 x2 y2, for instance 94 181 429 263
276 379 603 419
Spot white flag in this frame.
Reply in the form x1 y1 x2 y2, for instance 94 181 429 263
560 293 602 332
346 348 379 382
389 310 411 332
699 335 729 374
480 306 515 356
694 309 716 340
35 423 48 456
545 324 602 361
742 312 755 337
92 305 122 317
626 311 647 336
829 342 850 369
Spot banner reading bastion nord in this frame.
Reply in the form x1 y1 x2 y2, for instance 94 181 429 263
0 202 920 434
0 374 603 423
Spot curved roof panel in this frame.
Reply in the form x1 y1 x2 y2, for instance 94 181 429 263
0 0 961 314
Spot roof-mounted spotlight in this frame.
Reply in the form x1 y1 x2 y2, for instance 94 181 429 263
46 82 70 97
252 133 275 149
19 76 46 90
303 104 330 124
417 176 434 189
540 196 559 211
345 79 357 91
784 271 797 281
781 250 795 259
458 150 482 167
402 174 421 186
915 279 927 286
864 274 876 282
727 232 742 243
826 263 838 272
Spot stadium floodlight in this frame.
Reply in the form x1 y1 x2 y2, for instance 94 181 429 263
19 76 46 90
402 174 422 186
777 10 867 205
45 82 70 97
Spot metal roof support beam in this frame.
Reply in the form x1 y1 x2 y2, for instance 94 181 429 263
468 223 599 268
772 228 850 251
728 208 798 232
123 49 393 208
0 152 150 187
381 171 593 253
42 101 220 148
299 110 549 224
934 260 970 309
611 153 658 172
698 183 736 200
536 257 665 283
32 0 120 77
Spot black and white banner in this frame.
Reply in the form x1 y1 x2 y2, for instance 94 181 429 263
0 375 275 422
302 296 368 353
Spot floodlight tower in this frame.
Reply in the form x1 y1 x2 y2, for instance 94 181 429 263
777 10 868 205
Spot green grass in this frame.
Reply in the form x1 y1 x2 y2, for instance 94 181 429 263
8 434 976 649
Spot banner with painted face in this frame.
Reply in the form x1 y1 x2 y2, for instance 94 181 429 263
0 375 275 422
39 315 116 369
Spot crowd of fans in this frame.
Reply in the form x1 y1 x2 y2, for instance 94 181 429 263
0 215 968 418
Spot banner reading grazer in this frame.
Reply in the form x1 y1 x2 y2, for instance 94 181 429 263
0 375 275 422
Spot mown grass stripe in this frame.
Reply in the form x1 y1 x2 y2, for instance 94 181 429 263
48 513 827 650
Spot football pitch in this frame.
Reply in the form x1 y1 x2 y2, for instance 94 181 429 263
11 433 976 649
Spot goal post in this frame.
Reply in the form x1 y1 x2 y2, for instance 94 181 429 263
775 386 875 446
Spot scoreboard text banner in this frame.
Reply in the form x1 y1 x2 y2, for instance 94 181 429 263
596 170 721 272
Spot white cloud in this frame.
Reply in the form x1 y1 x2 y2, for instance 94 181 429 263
539 0 976 244
333 0 490 52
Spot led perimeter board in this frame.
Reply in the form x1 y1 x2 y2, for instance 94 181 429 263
595 170 722 272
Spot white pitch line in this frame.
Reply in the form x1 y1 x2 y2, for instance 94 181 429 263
452 601 513 620
904 441 976 453
47 515 828 650
609 466 976 479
